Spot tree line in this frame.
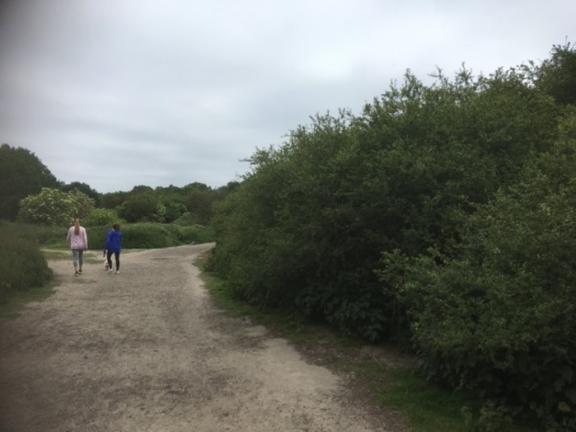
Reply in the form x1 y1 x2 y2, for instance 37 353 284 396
0 143 238 227
209 44 576 429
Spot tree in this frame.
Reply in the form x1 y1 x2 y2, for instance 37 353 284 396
163 200 187 223
0 144 59 220
537 42 576 106
118 192 164 222
186 190 215 224
183 182 211 192
69 189 95 219
62 181 101 205
100 191 128 209
83 208 120 226
17 188 93 225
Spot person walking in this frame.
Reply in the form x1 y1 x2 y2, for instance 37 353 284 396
66 218 88 276
105 223 122 274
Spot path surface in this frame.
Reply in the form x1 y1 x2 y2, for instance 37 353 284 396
0 245 392 432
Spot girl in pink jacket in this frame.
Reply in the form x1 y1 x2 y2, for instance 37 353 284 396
66 218 88 276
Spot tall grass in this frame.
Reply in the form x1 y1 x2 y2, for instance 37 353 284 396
0 225 52 303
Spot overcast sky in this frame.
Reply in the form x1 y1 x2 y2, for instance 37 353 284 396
1 0 574 192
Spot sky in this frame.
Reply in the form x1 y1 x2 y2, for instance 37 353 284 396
0 0 574 193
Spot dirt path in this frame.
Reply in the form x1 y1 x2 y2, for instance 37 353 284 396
0 244 394 432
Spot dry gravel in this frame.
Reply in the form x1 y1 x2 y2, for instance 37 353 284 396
0 244 395 432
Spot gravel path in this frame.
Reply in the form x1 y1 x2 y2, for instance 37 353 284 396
0 244 392 431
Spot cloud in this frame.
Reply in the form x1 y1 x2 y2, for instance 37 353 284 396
1 0 574 192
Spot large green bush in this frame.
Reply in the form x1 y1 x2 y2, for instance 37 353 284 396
0 228 52 302
211 67 559 341
210 46 576 428
380 115 576 427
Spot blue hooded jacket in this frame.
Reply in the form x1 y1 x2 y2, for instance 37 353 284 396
105 229 122 252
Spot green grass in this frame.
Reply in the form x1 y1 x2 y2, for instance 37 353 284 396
0 282 56 319
41 249 70 260
378 368 476 432
196 252 538 432
378 368 537 432
42 249 102 264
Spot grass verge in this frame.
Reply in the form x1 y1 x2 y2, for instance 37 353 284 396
0 281 56 319
378 367 477 432
196 252 536 432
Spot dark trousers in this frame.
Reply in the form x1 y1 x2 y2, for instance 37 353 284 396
107 250 120 271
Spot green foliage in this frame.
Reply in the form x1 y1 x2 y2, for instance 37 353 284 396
465 403 514 432
117 192 165 223
173 211 199 225
0 220 213 251
113 223 213 249
100 182 231 225
0 227 52 303
185 189 216 224
176 224 215 244
69 189 95 219
0 221 65 247
537 43 576 106
61 181 101 205
100 191 128 209
163 201 187 223
83 208 121 227
0 144 59 220
212 65 559 341
210 48 575 428
381 116 576 427
18 187 94 226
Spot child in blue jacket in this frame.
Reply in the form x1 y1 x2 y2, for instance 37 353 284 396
104 224 122 274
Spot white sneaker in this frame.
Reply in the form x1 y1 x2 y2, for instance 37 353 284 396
115 270 120 274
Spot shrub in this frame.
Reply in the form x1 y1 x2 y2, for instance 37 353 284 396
119 223 174 248
163 201 187 223
165 224 215 244
84 208 121 227
0 228 52 302
380 119 576 427
173 211 199 226
211 66 559 341
0 221 66 247
112 223 215 249
118 193 165 222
